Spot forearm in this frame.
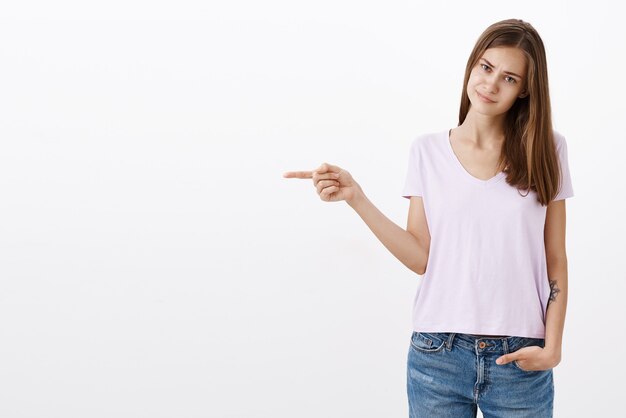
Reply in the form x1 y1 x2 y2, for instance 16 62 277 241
347 190 427 274
544 256 568 363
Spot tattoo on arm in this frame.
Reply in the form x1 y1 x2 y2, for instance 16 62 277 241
547 279 560 308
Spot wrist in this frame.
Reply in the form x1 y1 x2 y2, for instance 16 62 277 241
347 186 366 208
544 345 562 365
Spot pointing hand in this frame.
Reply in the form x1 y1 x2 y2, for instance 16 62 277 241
283 162 362 203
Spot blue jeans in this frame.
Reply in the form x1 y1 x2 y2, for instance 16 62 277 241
407 332 554 418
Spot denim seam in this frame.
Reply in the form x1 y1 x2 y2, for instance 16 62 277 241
446 333 456 351
410 332 446 353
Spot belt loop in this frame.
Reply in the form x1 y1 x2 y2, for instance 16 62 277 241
502 338 509 354
446 333 456 351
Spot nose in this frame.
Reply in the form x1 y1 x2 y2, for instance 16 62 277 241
484 74 498 94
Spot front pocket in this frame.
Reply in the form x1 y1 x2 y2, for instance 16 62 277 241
513 360 533 372
513 359 552 373
510 337 546 372
410 332 447 353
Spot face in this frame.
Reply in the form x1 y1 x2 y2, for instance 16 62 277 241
466 46 528 116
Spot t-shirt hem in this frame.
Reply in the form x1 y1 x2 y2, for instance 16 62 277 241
412 325 545 339
552 193 574 201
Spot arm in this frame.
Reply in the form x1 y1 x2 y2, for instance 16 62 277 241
495 198 569 370
283 162 429 274
543 198 569 365
347 190 429 275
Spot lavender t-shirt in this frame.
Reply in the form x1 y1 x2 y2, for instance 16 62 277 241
401 129 574 338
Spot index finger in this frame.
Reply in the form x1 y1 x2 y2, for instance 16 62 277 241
282 170 313 179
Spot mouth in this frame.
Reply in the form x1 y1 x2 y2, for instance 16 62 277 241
476 91 496 103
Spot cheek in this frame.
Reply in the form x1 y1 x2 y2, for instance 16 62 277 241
506 87 522 100
467 71 482 86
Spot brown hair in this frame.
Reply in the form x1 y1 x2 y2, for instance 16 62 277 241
457 18 563 206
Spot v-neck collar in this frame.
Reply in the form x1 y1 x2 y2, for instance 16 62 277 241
445 129 507 186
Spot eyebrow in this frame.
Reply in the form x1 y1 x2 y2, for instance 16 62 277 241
480 58 523 79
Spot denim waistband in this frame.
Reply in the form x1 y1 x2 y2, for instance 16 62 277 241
417 332 545 353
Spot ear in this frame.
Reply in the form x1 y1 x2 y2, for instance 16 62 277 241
518 91 529 98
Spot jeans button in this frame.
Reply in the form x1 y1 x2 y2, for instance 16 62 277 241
478 342 486 348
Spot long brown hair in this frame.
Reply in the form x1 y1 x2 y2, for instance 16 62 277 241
458 18 563 206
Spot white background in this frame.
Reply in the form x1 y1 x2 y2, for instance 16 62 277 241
0 1 624 417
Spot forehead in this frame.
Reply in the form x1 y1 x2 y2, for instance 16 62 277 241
480 47 527 76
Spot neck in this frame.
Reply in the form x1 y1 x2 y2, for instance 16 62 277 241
458 109 507 149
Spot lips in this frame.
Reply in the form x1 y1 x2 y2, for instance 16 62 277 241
477 91 496 103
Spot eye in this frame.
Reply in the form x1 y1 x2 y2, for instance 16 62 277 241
481 63 517 84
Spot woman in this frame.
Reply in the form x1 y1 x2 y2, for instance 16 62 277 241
283 18 572 417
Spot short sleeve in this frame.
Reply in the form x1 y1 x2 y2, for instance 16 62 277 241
401 136 424 199
552 132 574 201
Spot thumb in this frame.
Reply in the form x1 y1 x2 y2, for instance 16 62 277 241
496 354 513 365
316 162 341 174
